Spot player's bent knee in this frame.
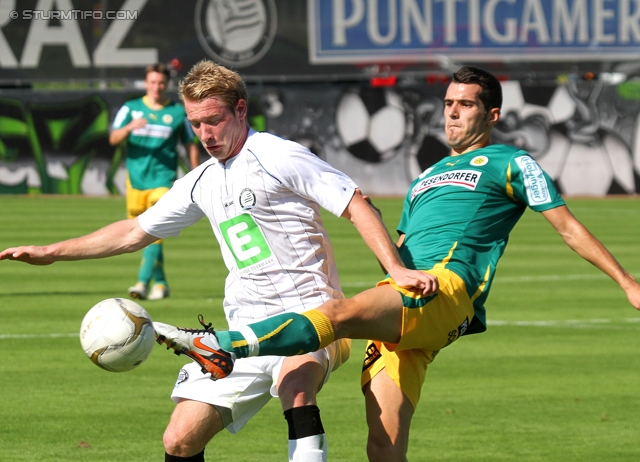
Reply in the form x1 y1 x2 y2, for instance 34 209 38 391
163 427 194 457
319 296 378 340
163 426 208 458
278 378 317 404
278 359 324 408
366 435 407 462
163 406 223 457
318 298 356 330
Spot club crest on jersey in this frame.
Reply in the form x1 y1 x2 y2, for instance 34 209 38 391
239 188 257 210
411 170 482 199
176 368 189 387
162 114 173 124
470 156 489 166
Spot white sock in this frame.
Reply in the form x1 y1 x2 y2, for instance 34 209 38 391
288 434 327 462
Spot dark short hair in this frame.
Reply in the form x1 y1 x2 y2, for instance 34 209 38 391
452 66 502 112
144 63 170 81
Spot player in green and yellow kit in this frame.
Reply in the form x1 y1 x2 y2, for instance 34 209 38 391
110 63 199 300
155 66 640 461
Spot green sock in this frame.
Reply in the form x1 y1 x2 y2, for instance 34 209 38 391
138 243 162 285
216 310 335 358
151 245 167 286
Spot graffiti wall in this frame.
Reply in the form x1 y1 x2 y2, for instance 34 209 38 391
2 78 640 196
0 91 120 195
264 78 640 196
1 1 639 196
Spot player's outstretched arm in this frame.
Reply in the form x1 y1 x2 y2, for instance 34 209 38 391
0 218 158 266
341 191 438 295
542 205 640 310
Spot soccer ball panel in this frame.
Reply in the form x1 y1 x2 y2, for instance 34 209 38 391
547 86 576 124
335 87 409 163
384 89 404 111
336 92 369 146
79 298 155 373
369 106 405 153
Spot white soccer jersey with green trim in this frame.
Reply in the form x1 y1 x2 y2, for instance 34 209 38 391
138 130 358 327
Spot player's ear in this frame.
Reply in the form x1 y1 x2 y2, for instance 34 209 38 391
487 107 500 127
236 99 248 121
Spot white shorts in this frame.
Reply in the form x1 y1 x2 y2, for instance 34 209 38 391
170 339 351 433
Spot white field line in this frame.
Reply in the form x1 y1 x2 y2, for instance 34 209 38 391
488 318 640 329
3 319 640 339
342 271 640 288
497 274 614 283
3 272 640 339
0 333 78 339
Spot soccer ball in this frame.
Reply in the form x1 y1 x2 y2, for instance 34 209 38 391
79 298 155 372
335 87 413 163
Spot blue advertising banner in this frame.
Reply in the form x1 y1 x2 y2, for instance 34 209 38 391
308 0 640 63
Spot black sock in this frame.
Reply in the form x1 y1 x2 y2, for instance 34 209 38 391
283 405 325 440
165 449 205 462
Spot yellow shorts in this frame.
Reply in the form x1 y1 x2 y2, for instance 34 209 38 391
125 177 170 219
361 267 474 409
126 177 169 245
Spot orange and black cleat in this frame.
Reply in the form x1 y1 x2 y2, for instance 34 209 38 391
154 316 234 380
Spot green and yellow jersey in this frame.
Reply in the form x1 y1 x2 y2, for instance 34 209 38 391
398 144 565 335
112 96 196 190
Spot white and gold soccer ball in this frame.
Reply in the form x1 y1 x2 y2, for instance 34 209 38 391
79 298 155 372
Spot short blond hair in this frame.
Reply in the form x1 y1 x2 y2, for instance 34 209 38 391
179 60 248 114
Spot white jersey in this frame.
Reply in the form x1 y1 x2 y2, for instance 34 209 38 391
138 130 357 328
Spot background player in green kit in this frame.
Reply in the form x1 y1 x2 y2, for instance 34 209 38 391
155 66 640 461
110 63 199 301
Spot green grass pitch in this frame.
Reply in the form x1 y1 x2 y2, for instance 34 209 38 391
1 195 639 461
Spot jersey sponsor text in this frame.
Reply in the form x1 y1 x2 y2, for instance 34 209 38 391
515 156 552 205
411 169 482 199
131 124 173 139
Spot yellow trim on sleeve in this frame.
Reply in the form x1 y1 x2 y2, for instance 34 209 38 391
505 163 515 201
